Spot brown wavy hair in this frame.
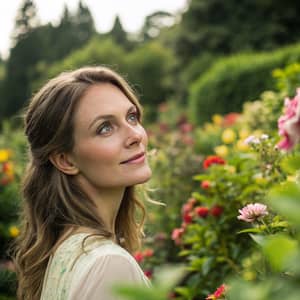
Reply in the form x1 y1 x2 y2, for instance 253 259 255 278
12 66 147 300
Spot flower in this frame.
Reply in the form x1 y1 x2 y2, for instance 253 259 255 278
0 149 10 163
201 180 211 189
203 156 226 169
236 139 249 151
171 228 185 245
144 270 153 279
9 226 20 238
223 113 240 126
195 206 209 218
214 145 229 157
244 135 259 145
212 114 223 126
134 251 144 263
277 88 300 150
183 212 193 224
206 284 227 300
179 122 193 134
237 203 268 223
210 205 223 217
222 128 236 144
239 128 250 139
143 248 154 258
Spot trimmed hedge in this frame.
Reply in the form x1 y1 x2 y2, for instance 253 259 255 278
189 43 300 125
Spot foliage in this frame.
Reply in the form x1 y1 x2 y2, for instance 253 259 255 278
189 43 300 125
273 62 300 97
175 0 300 66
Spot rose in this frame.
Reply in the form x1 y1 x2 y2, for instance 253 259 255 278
277 88 300 150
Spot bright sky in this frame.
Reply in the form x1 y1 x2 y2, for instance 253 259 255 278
0 0 188 59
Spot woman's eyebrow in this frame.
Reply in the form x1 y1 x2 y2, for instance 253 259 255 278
88 105 137 129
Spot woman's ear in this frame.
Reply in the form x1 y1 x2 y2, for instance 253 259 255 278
49 152 79 175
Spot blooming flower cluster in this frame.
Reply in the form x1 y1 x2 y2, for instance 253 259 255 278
237 203 269 223
0 149 14 186
203 155 226 169
133 248 154 279
206 283 227 300
171 197 224 245
277 88 300 151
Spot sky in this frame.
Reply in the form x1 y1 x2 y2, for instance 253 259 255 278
0 0 188 59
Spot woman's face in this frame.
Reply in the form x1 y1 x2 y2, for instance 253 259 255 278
70 83 152 189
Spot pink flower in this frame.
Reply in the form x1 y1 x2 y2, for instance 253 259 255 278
134 251 144 263
206 284 227 299
277 88 300 150
238 203 268 223
171 228 185 245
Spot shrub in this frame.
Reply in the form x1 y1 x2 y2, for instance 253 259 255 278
189 43 300 125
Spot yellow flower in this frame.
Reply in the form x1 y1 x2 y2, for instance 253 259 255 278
222 128 236 144
224 165 236 174
0 149 10 163
287 175 296 182
9 226 20 238
212 114 223 126
214 145 229 157
239 128 250 139
243 270 256 281
236 139 249 151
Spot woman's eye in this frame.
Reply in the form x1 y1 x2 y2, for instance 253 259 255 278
128 112 139 123
97 122 113 135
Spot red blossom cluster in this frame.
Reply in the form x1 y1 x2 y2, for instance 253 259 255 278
1 161 14 185
206 283 227 299
171 197 224 245
223 113 240 127
203 156 226 169
133 248 154 279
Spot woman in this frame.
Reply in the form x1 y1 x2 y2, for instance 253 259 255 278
12 66 152 300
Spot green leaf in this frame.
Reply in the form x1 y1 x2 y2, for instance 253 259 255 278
267 182 300 227
238 228 264 234
262 234 298 272
249 234 266 246
280 154 300 174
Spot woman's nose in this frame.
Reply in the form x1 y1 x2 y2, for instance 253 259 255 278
125 125 143 147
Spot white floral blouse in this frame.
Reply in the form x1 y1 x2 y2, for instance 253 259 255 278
40 233 150 300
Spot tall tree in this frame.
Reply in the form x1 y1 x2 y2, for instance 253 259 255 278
0 0 43 119
110 16 128 48
175 0 300 65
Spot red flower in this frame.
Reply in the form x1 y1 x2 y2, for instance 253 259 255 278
133 251 144 263
144 270 153 279
214 284 226 297
183 212 193 224
210 205 223 217
195 206 209 218
223 113 240 126
201 180 211 189
143 248 154 258
203 156 226 169
206 284 227 299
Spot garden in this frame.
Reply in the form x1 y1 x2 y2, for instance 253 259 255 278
1 1 300 299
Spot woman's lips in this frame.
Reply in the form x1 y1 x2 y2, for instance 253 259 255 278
121 152 145 164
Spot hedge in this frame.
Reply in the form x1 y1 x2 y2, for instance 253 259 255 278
189 43 300 125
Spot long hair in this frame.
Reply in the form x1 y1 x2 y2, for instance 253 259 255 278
12 66 147 300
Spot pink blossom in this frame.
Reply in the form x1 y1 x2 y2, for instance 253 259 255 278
237 203 268 223
277 88 300 151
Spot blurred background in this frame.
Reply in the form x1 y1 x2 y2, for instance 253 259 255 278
1 1 300 299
